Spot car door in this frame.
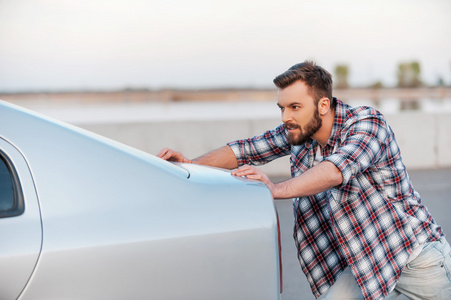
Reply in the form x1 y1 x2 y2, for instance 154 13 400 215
0 138 43 299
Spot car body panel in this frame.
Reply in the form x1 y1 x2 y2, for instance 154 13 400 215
0 100 281 299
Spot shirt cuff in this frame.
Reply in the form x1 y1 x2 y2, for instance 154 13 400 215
324 153 360 186
227 140 248 166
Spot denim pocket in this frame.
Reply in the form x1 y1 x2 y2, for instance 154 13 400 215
397 239 451 297
439 239 451 282
406 242 444 271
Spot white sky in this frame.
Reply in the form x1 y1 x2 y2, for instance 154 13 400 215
0 0 450 92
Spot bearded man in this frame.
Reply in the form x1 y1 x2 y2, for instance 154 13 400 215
158 61 451 300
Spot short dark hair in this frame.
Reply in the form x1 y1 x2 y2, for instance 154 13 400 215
273 61 335 108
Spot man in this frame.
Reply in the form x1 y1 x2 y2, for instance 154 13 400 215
158 61 451 300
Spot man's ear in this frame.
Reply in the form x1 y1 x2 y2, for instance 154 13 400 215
317 97 331 115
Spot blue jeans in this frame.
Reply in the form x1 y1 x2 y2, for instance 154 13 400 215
319 238 451 299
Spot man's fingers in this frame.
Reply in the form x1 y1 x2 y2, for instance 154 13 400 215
157 148 192 163
231 165 261 177
242 174 262 180
157 148 171 158
231 165 273 188
231 165 248 176
157 148 179 161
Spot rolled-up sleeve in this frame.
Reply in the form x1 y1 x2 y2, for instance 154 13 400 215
325 116 388 186
227 124 291 166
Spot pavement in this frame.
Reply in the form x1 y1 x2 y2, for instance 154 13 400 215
272 167 451 300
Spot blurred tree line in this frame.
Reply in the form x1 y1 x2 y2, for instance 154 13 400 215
397 62 422 88
333 61 449 89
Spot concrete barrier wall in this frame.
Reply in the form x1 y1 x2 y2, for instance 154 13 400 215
79 112 451 177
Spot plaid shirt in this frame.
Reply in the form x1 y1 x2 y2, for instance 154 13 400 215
227 98 444 300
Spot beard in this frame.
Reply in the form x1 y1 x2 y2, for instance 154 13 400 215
285 108 322 146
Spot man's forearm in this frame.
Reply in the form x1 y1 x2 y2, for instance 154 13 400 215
192 145 239 170
272 161 343 199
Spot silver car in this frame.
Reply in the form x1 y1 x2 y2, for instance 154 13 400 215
0 100 282 300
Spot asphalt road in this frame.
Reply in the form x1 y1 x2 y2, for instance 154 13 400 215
273 167 451 300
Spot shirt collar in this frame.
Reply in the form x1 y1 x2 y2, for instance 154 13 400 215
324 98 347 152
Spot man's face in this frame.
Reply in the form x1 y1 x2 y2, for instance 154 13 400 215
277 81 322 145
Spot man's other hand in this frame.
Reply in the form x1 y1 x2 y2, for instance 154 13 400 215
157 148 192 163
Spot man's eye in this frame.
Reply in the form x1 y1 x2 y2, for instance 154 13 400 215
292 106 299 110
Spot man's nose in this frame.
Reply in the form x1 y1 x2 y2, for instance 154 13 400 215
281 109 292 123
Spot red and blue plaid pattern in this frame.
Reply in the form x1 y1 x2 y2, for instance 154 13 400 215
228 98 443 300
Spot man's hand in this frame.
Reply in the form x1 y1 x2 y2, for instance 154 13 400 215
231 165 276 197
231 161 343 200
157 148 192 163
158 146 238 169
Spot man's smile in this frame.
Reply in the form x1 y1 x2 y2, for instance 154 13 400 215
284 123 301 132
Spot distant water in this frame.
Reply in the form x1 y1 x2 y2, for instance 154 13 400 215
13 97 451 125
